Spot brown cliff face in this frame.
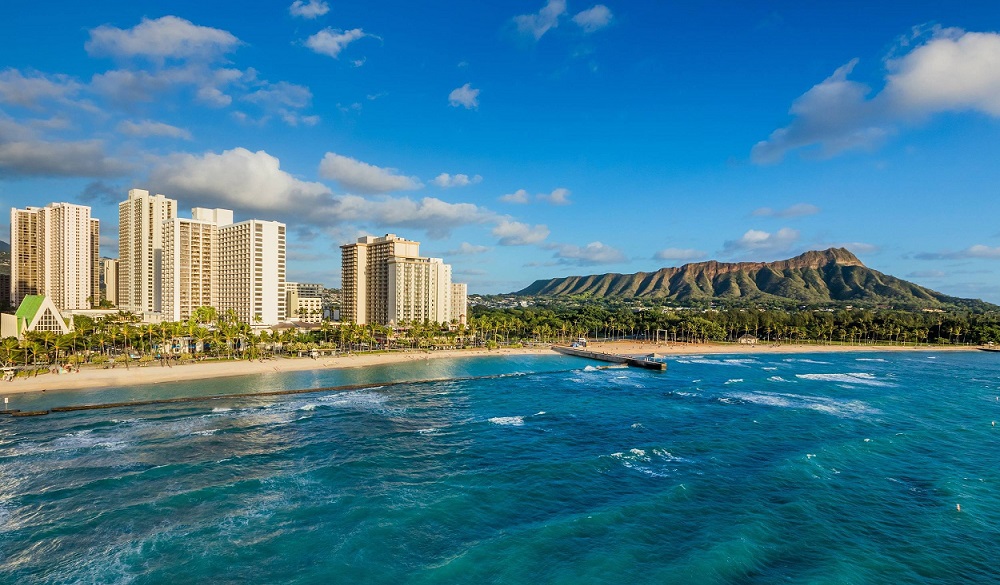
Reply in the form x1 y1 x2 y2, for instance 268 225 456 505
514 248 966 307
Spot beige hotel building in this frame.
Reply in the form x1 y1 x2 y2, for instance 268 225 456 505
10 202 99 310
341 233 466 326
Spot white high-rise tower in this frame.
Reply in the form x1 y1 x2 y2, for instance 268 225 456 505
118 189 177 314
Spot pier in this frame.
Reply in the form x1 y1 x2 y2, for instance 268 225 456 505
551 345 667 371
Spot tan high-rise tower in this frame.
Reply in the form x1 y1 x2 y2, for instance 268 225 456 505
10 202 99 310
340 234 465 326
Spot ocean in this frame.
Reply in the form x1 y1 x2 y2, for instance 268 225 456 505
1 351 998 584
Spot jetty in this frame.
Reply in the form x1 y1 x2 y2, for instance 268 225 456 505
551 345 667 371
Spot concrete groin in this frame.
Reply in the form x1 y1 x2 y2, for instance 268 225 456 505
551 345 667 371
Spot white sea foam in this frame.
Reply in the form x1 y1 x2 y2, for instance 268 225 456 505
724 378 744 385
795 372 892 387
855 358 887 362
211 407 232 413
489 416 524 426
534 411 546 416
583 365 598 372
416 428 438 434
726 390 881 418
298 404 316 411
762 367 778 371
684 358 752 367
607 447 682 477
767 376 792 383
783 358 831 365
191 429 218 436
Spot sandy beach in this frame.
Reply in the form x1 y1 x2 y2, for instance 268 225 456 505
0 341 979 396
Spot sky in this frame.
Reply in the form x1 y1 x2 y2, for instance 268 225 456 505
2 1 1000 302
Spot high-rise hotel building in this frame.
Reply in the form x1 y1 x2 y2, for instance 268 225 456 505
10 202 99 310
219 219 286 326
341 234 466 326
161 208 232 322
118 189 177 314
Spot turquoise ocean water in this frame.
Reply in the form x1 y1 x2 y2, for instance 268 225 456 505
1 351 999 584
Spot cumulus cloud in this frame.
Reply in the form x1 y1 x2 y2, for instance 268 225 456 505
117 119 192 140
493 219 550 245
654 248 707 262
753 28 1000 163
722 228 800 255
515 0 567 40
537 187 571 205
86 16 241 61
328 195 490 238
245 81 312 110
0 69 81 108
0 138 130 178
91 65 244 108
448 83 479 109
916 244 1000 260
244 81 318 125
305 28 366 58
447 242 490 255
572 5 613 33
289 0 330 19
499 188 530 204
149 147 330 212
79 180 122 205
553 241 626 265
751 203 820 218
318 152 422 194
432 173 482 188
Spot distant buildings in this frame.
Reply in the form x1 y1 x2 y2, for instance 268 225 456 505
340 234 467 326
99 258 119 306
10 202 99 310
6 193 473 331
286 282 323 323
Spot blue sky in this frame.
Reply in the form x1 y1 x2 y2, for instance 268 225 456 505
2 1 1000 301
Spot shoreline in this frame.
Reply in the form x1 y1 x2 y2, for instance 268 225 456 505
0 341 980 397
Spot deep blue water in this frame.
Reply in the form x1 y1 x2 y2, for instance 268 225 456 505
1 351 999 584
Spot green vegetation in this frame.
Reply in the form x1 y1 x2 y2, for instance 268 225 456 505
0 310 480 371
470 299 1000 346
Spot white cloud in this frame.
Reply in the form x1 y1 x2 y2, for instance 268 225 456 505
447 242 490 255
499 188 530 204
751 203 820 218
754 28 1000 163
917 244 1000 260
318 152 422 194
493 219 550 245
537 187 571 205
149 147 330 212
572 5 613 33
117 119 192 140
328 195 490 238
515 0 567 40
245 81 312 110
0 138 130 178
654 248 707 262
0 69 81 108
86 16 241 61
723 228 800 255
432 173 482 188
553 241 626 265
289 0 330 19
305 28 366 58
449 83 479 109
886 30 1000 115
91 66 244 108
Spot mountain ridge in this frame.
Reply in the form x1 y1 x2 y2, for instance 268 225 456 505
514 248 991 309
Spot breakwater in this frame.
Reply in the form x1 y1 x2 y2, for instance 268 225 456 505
551 344 667 370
